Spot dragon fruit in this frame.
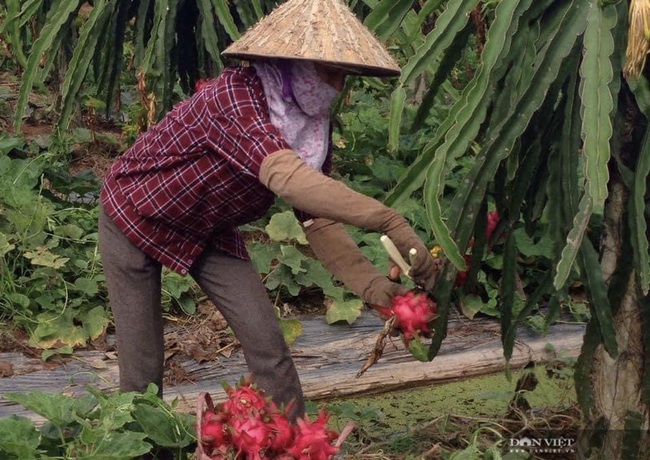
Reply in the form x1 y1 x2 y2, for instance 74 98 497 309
374 291 438 345
197 380 343 459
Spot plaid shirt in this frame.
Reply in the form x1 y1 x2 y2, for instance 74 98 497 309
101 66 293 275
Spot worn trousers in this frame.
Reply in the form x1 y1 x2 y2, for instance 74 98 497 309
98 206 304 419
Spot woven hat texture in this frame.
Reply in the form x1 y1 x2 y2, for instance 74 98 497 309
222 0 400 77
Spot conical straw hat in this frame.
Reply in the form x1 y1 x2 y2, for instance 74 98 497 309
222 0 401 77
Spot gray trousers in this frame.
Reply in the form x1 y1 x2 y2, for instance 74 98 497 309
98 206 304 419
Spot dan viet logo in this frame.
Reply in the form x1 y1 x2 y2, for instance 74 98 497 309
508 436 576 455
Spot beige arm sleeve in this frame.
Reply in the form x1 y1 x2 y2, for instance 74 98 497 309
304 218 406 307
260 149 439 291
260 149 404 231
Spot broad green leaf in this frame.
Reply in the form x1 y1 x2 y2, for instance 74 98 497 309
249 241 279 274
580 1 617 213
132 405 194 448
74 277 99 296
279 317 304 346
6 293 30 309
53 224 84 240
23 247 69 269
458 294 484 320
77 431 151 458
80 305 109 340
513 228 553 258
0 416 40 459
295 259 343 299
325 298 364 325
41 345 73 361
3 391 96 426
265 264 302 296
29 310 89 349
265 211 308 244
0 233 16 255
278 245 307 275
0 135 24 155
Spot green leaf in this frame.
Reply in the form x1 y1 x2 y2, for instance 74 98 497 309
513 228 553 258
580 1 617 213
212 0 241 41
74 277 99 296
423 0 532 268
278 245 307 275
0 233 16 256
266 264 302 296
627 87 650 294
295 259 343 299
265 211 308 244
364 0 416 40
459 294 484 320
399 0 480 86
14 0 81 131
58 0 116 129
387 86 406 155
249 241 279 274
132 405 194 448
0 416 40 459
408 338 430 362
554 194 593 290
448 0 589 255
80 306 109 340
500 233 517 348
78 431 152 458
579 239 618 357
197 0 224 72
279 317 304 346
325 298 363 324
41 345 73 361
23 247 69 269
53 224 84 240
4 391 96 426
30 310 89 348
574 317 600 413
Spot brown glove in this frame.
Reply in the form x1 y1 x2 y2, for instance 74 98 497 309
304 217 407 307
260 150 439 291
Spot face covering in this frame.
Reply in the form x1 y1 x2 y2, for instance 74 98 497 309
253 60 340 171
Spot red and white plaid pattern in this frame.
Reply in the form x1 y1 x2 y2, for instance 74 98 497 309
101 67 291 274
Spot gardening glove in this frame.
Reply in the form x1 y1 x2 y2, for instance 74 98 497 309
259 150 439 291
303 217 408 307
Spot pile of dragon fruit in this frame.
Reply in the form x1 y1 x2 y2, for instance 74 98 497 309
197 380 340 460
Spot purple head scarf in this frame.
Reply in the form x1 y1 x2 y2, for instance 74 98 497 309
253 60 340 171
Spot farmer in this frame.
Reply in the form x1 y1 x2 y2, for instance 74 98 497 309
98 0 438 420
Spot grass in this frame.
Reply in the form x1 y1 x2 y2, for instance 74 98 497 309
317 363 578 459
